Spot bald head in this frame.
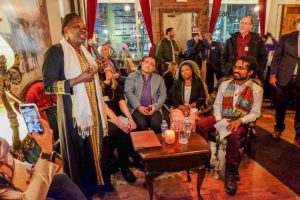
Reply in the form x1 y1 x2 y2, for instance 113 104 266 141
240 16 253 36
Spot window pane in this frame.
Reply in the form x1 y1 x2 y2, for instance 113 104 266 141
94 3 150 59
210 4 260 42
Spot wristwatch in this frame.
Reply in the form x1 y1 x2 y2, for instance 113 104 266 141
40 151 56 163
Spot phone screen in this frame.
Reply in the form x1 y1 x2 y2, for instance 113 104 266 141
20 104 43 134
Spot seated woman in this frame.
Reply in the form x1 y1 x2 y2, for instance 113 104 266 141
169 60 209 132
101 66 137 184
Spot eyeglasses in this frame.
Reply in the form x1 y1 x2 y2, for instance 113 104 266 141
233 65 248 71
240 21 252 25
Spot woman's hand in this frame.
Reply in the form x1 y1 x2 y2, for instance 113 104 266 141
119 120 130 133
178 105 190 116
129 118 137 131
32 119 53 154
70 66 97 87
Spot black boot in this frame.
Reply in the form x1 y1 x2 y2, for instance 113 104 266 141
121 168 137 183
225 164 237 195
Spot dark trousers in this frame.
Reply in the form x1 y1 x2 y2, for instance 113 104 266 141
47 173 87 200
196 116 247 167
205 63 222 93
274 79 300 133
106 121 134 169
132 110 162 134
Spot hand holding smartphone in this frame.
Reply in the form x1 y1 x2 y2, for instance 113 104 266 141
20 103 44 135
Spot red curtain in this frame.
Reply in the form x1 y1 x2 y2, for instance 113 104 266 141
86 0 97 40
139 0 155 56
209 0 222 33
259 0 267 35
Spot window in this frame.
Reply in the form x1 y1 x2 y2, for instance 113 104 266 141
94 3 150 59
210 4 260 42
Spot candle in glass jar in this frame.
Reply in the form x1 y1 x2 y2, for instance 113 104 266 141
165 129 175 144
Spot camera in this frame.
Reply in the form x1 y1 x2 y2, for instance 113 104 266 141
192 32 199 38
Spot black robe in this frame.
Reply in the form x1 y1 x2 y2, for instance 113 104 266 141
42 44 106 197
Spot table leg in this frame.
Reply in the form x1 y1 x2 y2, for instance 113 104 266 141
186 170 191 182
196 165 206 200
145 172 154 200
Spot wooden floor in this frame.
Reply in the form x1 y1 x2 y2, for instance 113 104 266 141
102 101 299 200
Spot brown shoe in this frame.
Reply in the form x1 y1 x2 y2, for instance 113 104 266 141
272 131 282 139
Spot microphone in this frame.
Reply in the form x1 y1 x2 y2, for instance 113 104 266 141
87 39 102 59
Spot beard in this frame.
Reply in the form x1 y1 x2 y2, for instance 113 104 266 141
233 72 248 81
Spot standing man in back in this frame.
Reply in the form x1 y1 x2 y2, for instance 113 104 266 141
221 16 267 81
204 33 223 94
269 13 300 145
155 27 179 75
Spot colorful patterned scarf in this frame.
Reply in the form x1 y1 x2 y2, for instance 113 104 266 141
221 79 254 120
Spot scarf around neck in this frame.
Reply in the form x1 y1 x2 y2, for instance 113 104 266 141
221 79 254 120
60 38 107 138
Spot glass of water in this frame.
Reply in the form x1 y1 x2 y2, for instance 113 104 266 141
179 131 189 144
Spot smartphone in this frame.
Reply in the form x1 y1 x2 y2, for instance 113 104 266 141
19 103 43 135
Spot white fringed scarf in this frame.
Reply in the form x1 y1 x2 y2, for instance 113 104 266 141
60 37 107 138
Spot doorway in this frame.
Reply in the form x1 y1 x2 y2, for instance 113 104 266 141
162 12 197 52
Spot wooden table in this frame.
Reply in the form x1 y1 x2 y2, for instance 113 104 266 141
137 132 209 200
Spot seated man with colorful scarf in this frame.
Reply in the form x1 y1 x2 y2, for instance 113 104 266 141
196 56 263 195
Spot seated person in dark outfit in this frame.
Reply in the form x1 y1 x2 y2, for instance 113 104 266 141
162 62 178 95
169 60 209 132
101 66 137 183
125 56 167 134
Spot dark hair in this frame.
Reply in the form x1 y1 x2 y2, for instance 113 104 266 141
166 27 173 35
61 13 80 35
237 56 258 72
262 35 268 40
179 62 194 80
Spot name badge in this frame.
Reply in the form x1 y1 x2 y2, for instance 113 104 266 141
212 47 215 50
245 46 249 51
103 96 109 102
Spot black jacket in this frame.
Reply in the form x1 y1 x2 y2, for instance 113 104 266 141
207 41 222 71
221 32 267 80
270 31 299 87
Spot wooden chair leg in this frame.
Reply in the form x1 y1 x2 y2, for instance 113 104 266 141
186 170 191 182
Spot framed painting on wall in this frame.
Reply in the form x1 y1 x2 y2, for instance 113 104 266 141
281 5 300 36
0 0 52 96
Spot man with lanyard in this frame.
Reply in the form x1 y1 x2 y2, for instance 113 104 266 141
221 16 267 81
196 56 263 195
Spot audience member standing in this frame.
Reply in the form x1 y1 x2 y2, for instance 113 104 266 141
262 32 279 100
125 56 166 133
269 13 300 145
204 33 223 94
43 13 117 197
185 26 210 71
221 16 267 81
155 28 179 75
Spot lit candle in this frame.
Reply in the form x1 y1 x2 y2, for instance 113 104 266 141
165 129 175 144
